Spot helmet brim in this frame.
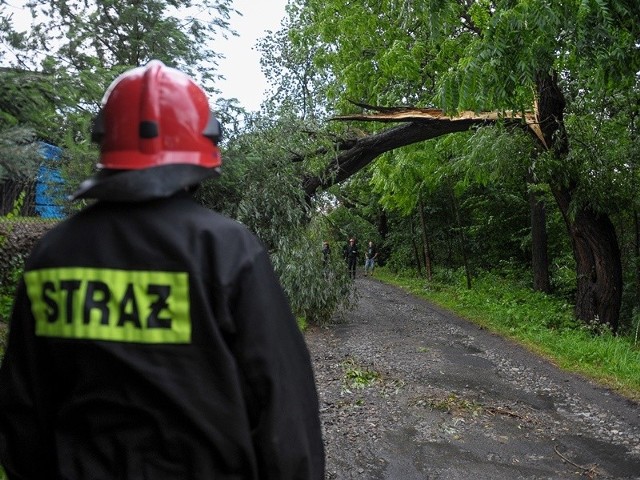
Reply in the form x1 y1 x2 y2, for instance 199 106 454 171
69 164 220 202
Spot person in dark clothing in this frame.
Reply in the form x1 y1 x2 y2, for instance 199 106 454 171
0 60 324 480
346 238 359 279
322 241 331 266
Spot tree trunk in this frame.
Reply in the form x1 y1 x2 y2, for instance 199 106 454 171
377 209 389 266
450 192 472 289
552 188 622 331
635 211 640 306
418 197 433 281
537 72 622 331
302 118 496 198
527 172 551 293
409 215 423 276
377 208 388 241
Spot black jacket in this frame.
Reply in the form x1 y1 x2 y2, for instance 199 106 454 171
0 193 324 479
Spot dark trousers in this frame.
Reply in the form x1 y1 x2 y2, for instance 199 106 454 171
347 257 357 278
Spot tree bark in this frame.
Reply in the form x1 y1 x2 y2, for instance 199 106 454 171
635 211 640 306
302 119 492 198
377 209 389 265
418 197 433 281
552 187 622 331
536 72 622 331
450 191 472 289
409 214 423 276
527 171 551 293
302 106 543 199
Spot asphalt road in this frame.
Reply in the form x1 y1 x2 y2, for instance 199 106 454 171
305 276 640 479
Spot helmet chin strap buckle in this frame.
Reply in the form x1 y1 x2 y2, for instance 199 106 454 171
139 120 159 139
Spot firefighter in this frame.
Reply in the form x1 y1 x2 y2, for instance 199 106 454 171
0 60 324 479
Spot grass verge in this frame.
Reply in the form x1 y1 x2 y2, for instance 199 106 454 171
374 268 640 403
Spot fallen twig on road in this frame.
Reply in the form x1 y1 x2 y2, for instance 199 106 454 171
553 445 600 478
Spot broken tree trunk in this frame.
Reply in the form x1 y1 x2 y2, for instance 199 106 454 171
302 105 543 199
308 98 622 331
535 72 622 332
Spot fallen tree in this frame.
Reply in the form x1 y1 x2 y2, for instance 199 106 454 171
303 97 622 332
302 104 543 198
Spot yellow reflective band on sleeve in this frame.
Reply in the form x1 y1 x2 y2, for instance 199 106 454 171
24 267 191 344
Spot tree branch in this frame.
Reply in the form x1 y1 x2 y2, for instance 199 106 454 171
302 105 544 199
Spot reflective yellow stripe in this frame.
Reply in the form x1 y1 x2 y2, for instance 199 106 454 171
25 267 191 344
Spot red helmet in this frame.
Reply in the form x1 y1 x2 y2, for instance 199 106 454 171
71 60 222 201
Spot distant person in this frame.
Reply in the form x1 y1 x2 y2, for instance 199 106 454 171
322 240 331 267
346 237 359 279
0 60 324 479
364 240 379 276
342 237 350 262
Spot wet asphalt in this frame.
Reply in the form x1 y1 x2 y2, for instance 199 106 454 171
305 276 640 479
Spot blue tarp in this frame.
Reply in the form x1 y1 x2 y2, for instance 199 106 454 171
35 143 65 219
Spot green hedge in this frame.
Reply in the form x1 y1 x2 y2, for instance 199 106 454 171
0 217 59 322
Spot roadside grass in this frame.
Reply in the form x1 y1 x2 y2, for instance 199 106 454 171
297 316 309 332
374 268 640 403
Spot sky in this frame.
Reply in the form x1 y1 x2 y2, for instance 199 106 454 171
218 0 288 111
4 0 288 112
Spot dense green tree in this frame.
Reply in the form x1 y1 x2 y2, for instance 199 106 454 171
0 127 40 181
257 4 330 120
0 0 237 174
281 0 640 331
196 109 357 323
8 0 235 87
441 0 639 332
0 1 359 323
0 0 243 219
0 66 60 214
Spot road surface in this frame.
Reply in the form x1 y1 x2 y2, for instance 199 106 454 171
305 277 640 479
